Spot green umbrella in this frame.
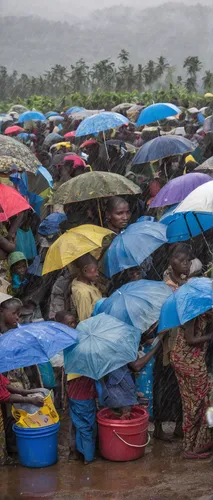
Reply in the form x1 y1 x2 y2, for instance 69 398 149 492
0 136 40 173
0 156 27 173
53 171 141 205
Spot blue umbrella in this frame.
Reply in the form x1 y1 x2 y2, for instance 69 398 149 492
132 136 194 165
104 221 168 278
97 280 172 331
38 212 67 236
43 132 63 146
45 111 59 118
136 103 180 126
48 115 64 122
18 111 46 123
66 106 85 115
160 205 213 243
158 277 212 333
64 313 141 380
16 133 35 143
0 321 78 373
76 112 129 137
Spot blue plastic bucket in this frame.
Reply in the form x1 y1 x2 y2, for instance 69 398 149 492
13 422 60 468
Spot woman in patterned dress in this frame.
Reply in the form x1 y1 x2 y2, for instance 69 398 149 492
171 312 213 459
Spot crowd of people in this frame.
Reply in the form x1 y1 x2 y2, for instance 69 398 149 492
0 100 212 466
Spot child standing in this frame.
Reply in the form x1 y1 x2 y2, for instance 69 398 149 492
71 253 102 322
56 310 97 465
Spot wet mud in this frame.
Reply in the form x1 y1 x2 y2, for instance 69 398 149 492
0 414 213 500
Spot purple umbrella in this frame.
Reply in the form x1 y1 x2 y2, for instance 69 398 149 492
150 172 213 208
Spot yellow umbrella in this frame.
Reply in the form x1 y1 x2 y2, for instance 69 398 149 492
50 142 71 151
205 93 213 98
42 224 113 275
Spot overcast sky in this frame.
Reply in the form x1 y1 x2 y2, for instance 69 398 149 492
1 0 212 20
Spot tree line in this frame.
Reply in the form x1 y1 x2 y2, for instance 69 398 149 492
0 51 213 103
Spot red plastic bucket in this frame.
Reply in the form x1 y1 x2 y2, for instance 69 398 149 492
97 406 149 461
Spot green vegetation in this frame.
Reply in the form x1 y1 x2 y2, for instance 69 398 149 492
0 53 213 113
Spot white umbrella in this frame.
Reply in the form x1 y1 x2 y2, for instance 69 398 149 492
175 180 213 213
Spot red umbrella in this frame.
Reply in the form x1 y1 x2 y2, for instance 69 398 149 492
4 126 24 135
64 154 86 169
80 139 97 148
64 131 76 139
0 184 31 222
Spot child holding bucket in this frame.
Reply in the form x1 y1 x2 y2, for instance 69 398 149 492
101 331 165 419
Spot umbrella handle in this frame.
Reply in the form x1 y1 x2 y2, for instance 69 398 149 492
97 199 103 227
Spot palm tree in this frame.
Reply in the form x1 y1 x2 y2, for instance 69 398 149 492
183 56 202 92
70 59 90 93
176 75 183 86
118 49 129 66
156 56 169 79
90 59 115 91
202 71 213 92
135 64 144 93
144 60 156 88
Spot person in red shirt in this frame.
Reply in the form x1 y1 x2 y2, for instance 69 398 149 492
0 373 44 465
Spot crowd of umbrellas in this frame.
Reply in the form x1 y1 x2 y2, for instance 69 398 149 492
0 99 212 380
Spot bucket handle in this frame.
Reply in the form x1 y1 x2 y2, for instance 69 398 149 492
113 430 150 448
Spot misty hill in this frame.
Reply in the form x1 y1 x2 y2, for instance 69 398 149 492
1 3 213 75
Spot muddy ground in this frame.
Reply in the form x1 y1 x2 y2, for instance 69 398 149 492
0 414 213 500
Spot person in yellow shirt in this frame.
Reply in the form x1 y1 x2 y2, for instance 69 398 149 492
71 254 102 322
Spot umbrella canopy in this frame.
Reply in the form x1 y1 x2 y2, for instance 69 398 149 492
0 135 40 173
80 139 98 149
158 277 212 333
0 321 78 373
42 224 113 274
160 204 213 243
64 131 76 139
0 184 31 221
136 103 180 126
48 115 64 122
111 103 134 113
70 110 99 122
203 115 213 133
38 212 67 236
104 221 168 278
4 126 24 136
0 115 13 124
132 136 194 165
45 111 59 118
195 157 213 176
97 280 172 331
0 156 27 172
53 171 141 204
150 172 212 208
16 133 36 143
64 313 141 380
9 105 28 115
43 132 63 146
66 106 85 115
18 111 46 123
76 112 129 137
175 180 213 213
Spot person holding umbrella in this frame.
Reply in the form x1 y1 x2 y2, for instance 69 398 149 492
158 277 213 459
